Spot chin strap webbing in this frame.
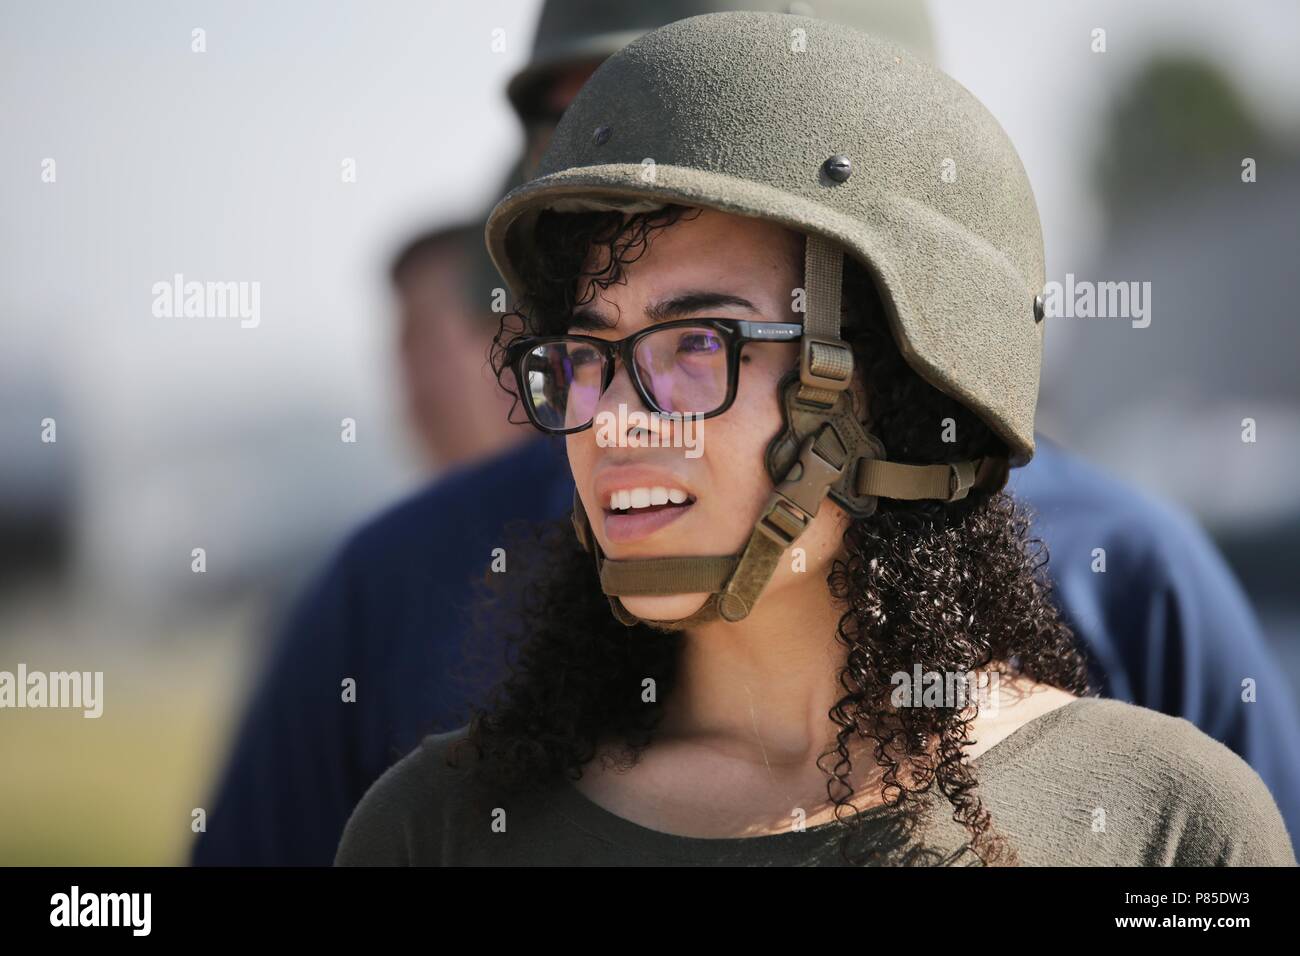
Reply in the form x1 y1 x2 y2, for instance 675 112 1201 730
857 456 1010 502
570 236 1008 632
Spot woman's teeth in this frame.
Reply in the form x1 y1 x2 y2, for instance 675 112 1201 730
608 486 691 511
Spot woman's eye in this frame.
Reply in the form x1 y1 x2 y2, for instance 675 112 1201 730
677 333 721 354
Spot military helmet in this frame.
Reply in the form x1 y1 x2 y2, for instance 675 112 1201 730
487 11 1045 630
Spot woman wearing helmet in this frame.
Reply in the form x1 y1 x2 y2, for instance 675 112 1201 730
335 12 1294 866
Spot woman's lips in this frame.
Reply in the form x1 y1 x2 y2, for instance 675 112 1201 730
603 500 694 543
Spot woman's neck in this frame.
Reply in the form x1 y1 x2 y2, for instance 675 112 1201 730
657 579 851 767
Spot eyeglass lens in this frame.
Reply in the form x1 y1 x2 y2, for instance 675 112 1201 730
521 324 729 430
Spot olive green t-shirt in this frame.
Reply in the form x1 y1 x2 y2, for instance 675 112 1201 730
333 697 1296 866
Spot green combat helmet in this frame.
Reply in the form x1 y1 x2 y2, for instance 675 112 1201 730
487 11 1045 631
493 1 938 322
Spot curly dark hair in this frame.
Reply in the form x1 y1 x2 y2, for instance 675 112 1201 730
457 203 1092 866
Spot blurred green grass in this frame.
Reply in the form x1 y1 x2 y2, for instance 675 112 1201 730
0 616 252 865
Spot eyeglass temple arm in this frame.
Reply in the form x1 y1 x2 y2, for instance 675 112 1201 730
733 320 803 342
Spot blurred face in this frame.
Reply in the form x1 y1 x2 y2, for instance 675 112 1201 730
397 246 520 467
566 207 859 623
523 61 600 174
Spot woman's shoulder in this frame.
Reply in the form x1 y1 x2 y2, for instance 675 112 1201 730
333 725 480 866
993 696 1295 865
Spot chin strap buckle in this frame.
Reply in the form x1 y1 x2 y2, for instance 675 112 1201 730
947 460 977 501
757 426 846 547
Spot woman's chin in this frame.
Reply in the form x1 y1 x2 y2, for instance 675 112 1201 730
618 593 713 625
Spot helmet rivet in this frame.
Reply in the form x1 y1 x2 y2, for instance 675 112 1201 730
1033 293 1046 323
592 125 612 146
719 593 749 621
823 154 852 183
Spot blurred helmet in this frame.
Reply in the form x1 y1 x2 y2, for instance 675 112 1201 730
507 0 937 123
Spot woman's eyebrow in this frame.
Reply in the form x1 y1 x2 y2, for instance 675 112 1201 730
568 307 615 331
645 292 760 322
569 291 760 331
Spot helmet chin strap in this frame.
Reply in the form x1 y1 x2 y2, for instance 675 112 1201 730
570 236 1010 633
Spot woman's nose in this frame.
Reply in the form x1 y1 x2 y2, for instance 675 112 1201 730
594 356 647 417
589 357 676 445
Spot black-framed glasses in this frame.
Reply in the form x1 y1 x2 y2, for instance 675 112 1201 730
504 318 803 434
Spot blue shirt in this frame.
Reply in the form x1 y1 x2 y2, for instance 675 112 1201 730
191 434 1300 864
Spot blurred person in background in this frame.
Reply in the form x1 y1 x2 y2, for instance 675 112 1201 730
388 222 528 470
1038 53 1300 662
192 0 1300 866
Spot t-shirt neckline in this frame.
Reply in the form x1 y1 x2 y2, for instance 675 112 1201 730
545 696 1093 863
